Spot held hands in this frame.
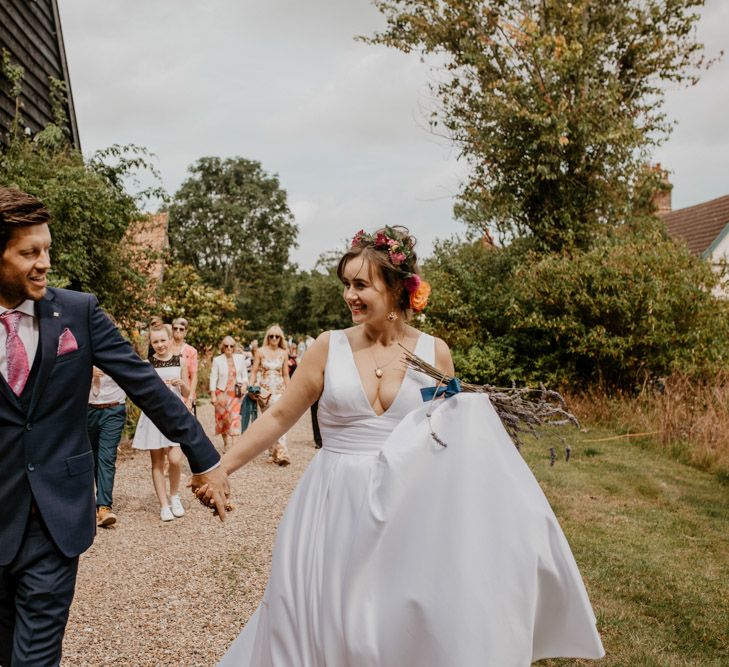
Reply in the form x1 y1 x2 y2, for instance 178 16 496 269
188 467 232 522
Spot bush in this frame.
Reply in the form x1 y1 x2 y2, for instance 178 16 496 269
156 262 247 352
0 131 164 329
423 223 729 390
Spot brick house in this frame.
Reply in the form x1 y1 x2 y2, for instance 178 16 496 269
124 211 169 284
656 179 729 296
659 192 729 270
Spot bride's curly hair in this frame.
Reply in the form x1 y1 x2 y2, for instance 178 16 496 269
336 226 422 313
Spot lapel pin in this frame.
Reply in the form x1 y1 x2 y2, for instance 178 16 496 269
53 312 60 317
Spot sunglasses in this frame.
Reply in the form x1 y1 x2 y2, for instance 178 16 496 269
268 334 281 339
223 344 235 349
172 326 186 331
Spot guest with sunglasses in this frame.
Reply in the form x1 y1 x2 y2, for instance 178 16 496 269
210 336 248 451
170 317 198 412
249 325 290 466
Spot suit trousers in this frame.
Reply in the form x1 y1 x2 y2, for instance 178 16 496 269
86 404 126 508
0 514 79 667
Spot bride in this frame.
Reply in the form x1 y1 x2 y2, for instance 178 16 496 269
206 227 605 666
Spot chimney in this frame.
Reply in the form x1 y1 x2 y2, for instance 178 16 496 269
652 163 672 214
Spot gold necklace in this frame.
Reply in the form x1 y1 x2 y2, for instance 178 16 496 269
370 334 405 378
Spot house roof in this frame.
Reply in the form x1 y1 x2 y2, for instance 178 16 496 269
660 194 729 258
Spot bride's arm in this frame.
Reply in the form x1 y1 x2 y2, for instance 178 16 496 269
221 332 330 475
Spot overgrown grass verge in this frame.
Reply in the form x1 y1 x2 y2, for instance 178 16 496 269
525 427 729 666
567 375 729 478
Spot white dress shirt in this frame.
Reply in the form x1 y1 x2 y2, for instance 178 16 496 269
88 369 126 405
0 300 39 382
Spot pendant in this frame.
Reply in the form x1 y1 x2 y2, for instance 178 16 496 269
375 368 383 378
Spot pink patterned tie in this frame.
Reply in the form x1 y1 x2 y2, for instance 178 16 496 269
1 311 30 396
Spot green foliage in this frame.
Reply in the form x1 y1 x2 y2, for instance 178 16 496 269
368 0 712 251
510 224 729 387
424 228 729 389
0 130 163 328
1 48 24 132
156 262 246 351
168 157 298 329
282 251 351 337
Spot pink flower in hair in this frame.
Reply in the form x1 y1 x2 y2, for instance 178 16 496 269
375 232 389 248
403 274 422 293
389 251 406 265
351 230 367 247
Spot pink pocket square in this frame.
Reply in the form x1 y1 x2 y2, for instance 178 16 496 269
57 328 79 356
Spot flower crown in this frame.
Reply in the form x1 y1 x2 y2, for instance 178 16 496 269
350 227 431 313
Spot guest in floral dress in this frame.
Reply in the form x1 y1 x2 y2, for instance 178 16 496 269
250 324 290 465
210 336 248 451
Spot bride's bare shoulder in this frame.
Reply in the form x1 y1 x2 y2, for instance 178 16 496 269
433 336 454 375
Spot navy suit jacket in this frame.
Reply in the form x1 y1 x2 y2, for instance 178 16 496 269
0 288 220 565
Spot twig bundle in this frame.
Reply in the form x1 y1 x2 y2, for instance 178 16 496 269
400 346 578 449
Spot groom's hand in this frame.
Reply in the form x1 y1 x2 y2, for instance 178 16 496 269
190 466 230 522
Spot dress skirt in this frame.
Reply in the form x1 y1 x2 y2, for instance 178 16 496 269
218 394 604 666
131 411 180 450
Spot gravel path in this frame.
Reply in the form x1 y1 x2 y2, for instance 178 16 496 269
61 402 317 666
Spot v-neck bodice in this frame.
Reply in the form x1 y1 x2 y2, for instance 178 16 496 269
317 330 435 456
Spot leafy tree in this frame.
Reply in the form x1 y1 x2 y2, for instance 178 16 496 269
0 134 164 329
282 251 352 337
423 226 729 389
1 51 165 328
155 262 246 351
368 0 714 250
167 157 298 328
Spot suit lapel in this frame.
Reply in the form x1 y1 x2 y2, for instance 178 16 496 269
27 292 62 418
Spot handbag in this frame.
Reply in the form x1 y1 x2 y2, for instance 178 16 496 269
247 385 270 410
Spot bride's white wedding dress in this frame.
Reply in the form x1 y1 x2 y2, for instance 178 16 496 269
219 330 604 666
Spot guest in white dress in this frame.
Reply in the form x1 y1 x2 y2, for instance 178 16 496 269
132 324 189 522
199 226 604 666
249 325 290 466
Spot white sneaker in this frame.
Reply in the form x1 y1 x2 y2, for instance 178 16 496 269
160 505 174 522
170 495 185 518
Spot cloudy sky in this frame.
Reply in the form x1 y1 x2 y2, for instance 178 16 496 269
57 1 729 268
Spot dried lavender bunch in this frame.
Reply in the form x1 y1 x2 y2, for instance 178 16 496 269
400 346 578 449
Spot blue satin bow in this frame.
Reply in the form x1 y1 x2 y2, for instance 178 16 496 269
420 377 462 402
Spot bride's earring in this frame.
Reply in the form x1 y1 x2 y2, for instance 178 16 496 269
386 311 399 322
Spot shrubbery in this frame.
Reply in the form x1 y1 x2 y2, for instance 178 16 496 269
0 129 163 329
423 222 729 390
156 262 246 351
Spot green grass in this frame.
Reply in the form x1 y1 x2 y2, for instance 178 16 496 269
526 428 729 666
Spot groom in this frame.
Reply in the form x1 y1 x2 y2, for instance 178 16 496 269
0 187 229 666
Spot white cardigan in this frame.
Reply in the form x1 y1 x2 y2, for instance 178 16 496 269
209 353 248 392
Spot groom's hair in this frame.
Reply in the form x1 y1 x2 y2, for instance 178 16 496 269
0 187 51 254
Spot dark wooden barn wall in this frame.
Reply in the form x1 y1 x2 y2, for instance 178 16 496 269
0 0 80 147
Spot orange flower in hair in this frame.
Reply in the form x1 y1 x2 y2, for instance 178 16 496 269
409 280 431 312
